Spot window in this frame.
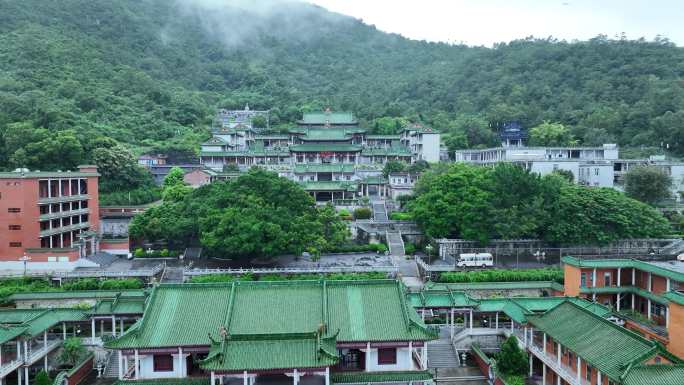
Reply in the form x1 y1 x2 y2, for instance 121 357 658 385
8 225 21 230
586 365 592 382
377 348 397 365
9 242 22 247
580 272 587 287
595 168 600 176
604 272 611 286
153 355 174 372
7 208 21 213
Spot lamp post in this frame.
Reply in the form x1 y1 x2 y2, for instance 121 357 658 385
19 253 31 276
425 244 434 265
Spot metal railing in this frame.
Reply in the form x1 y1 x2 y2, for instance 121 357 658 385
184 265 398 277
0 262 165 279
27 339 62 365
528 344 590 385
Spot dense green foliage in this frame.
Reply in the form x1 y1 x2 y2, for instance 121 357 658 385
61 278 143 291
129 169 350 259
409 163 672 245
496 337 528 377
188 272 388 283
59 337 86 367
438 268 564 284
0 277 143 305
624 165 673 204
353 207 372 220
0 278 55 305
0 0 682 178
34 370 51 385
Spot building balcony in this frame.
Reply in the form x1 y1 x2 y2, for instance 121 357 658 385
27 338 62 365
38 194 89 204
528 344 590 385
39 221 90 237
39 208 90 221
0 352 22 378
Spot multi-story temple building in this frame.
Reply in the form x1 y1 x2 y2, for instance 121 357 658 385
200 109 440 201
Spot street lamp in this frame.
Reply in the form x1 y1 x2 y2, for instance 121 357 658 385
425 244 434 265
19 253 31 276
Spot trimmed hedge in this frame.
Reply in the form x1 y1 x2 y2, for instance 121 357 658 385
439 268 563 284
188 272 388 283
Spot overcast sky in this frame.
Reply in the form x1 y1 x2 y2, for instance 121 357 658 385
306 0 684 46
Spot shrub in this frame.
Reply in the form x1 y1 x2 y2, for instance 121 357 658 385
99 278 143 290
160 249 169 258
338 208 352 220
373 243 388 253
404 242 416 255
389 211 412 221
353 207 372 220
34 370 51 385
438 268 563 284
496 336 528 376
59 337 85 367
62 279 99 291
134 248 145 258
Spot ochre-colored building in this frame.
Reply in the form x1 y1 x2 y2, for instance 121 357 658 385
0 166 100 270
563 256 684 358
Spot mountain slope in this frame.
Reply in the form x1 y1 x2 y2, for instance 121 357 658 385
0 0 683 170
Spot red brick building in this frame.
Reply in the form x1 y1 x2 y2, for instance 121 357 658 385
0 166 100 270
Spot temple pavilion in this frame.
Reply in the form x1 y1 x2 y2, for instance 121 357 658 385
105 280 436 385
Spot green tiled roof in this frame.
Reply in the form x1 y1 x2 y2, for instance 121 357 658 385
294 164 356 174
24 309 87 337
407 290 478 308
200 332 338 371
623 364 684 385
90 298 146 315
331 370 432 383
114 380 209 385
366 135 401 140
663 291 684 306
424 281 564 292
527 301 659 382
299 181 358 192
107 280 434 350
0 309 46 323
0 308 87 337
0 325 27 344
9 289 146 301
562 256 684 282
255 135 289 140
301 128 353 141
580 285 670 305
362 147 412 156
290 144 362 152
299 112 357 125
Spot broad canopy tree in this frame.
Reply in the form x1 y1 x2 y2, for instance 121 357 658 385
624 165 673 205
408 163 671 245
129 169 350 260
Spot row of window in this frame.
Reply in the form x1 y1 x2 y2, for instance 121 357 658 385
38 179 88 199
39 200 88 215
39 214 89 232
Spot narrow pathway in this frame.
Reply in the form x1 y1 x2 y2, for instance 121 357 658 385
372 202 388 221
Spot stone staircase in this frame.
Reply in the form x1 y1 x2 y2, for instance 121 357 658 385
662 239 684 256
372 202 388 221
103 352 119 378
386 231 405 256
427 340 460 368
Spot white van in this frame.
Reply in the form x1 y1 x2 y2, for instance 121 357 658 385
456 253 494 268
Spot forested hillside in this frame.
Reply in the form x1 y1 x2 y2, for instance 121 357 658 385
1 0 683 175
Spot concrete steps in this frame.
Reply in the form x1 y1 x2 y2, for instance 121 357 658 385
386 231 405 256
428 341 460 368
372 203 388 221
103 352 119 378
